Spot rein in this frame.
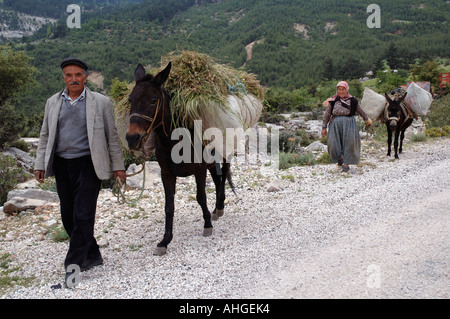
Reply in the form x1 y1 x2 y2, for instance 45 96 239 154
112 156 147 205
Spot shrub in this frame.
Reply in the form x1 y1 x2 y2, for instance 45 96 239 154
0 103 25 149
426 95 450 128
49 226 70 243
425 127 448 137
410 133 428 142
0 154 26 206
279 131 300 153
317 152 333 164
279 152 316 169
9 139 29 152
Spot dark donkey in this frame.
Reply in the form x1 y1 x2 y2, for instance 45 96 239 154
384 92 413 159
126 62 233 256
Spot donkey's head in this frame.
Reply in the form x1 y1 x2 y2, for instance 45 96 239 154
384 92 407 130
126 62 171 150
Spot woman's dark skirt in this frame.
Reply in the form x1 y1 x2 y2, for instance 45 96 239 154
327 116 361 165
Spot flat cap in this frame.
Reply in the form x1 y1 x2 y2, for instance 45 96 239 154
61 58 89 71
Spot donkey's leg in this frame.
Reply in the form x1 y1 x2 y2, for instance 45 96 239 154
386 125 392 157
209 163 227 221
399 130 406 154
194 169 213 237
215 162 229 218
208 167 221 221
394 129 401 159
154 174 176 256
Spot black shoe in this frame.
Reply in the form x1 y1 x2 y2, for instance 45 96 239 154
81 255 103 272
341 165 350 173
337 158 344 166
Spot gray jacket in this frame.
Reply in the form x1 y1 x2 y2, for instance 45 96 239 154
35 87 125 180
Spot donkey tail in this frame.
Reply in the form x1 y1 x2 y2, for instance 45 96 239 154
226 168 237 196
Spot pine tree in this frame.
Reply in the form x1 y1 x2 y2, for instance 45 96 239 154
385 42 402 70
322 57 334 80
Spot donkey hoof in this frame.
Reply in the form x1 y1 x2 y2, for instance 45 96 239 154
153 246 167 256
212 209 224 220
212 209 222 221
203 228 213 237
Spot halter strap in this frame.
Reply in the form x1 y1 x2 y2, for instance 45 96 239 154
128 98 161 150
129 113 154 123
127 88 169 151
384 102 400 122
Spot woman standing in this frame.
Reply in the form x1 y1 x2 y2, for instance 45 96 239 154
321 81 372 173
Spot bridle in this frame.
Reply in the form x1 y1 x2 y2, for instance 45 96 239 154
384 104 400 123
128 88 168 150
384 103 413 122
384 95 410 123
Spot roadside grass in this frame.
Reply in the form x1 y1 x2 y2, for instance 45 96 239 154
0 252 35 294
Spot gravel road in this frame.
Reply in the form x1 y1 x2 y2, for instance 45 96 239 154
1 137 448 299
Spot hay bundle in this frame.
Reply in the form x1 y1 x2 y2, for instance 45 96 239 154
161 50 263 129
114 51 264 133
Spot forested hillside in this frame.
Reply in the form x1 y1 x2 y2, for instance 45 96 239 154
1 0 143 18
1 0 449 114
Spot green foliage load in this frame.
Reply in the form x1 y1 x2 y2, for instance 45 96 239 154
115 50 263 129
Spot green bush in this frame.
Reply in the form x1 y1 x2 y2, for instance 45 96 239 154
426 95 450 128
279 152 316 169
0 155 27 206
9 139 29 152
317 152 333 164
410 133 428 142
0 103 25 149
49 226 70 243
425 127 448 137
279 131 300 153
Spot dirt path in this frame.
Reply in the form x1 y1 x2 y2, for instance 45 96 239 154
249 187 450 298
2 138 449 299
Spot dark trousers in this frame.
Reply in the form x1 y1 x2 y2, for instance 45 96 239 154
53 155 101 269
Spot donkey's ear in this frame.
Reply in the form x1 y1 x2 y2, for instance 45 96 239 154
154 62 171 87
134 63 146 82
399 92 407 102
384 93 392 103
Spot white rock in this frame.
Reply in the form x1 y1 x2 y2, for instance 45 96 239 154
267 179 283 192
98 238 109 248
44 219 57 227
305 141 327 153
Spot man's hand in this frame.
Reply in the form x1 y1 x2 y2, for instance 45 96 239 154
113 170 126 184
34 170 45 184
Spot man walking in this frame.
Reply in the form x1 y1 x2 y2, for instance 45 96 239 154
34 58 126 287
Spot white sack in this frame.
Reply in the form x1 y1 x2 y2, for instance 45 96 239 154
404 82 433 116
361 87 387 121
200 94 263 160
